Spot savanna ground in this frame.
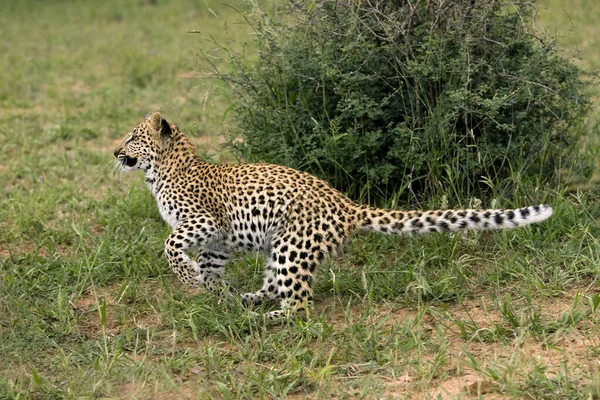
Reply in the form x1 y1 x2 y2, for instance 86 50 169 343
1 0 600 398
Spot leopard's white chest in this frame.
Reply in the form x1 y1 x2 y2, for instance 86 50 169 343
146 170 180 229
158 201 180 229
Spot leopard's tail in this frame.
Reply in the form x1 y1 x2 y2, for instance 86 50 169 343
356 204 552 235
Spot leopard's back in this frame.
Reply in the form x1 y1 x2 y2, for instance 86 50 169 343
215 163 360 253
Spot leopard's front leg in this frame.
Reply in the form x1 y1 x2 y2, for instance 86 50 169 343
164 219 229 292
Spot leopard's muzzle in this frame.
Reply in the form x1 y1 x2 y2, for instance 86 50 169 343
114 149 138 167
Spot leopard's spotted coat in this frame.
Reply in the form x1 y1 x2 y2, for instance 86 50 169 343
114 112 552 319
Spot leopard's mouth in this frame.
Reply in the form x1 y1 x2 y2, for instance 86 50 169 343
121 155 138 167
115 152 138 168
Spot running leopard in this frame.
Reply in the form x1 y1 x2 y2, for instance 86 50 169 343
113 112 553 319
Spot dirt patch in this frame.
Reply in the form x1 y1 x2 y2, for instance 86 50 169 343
71 81 90 94
73 286 122 338
309 288 600 398
384 371 502 399
118 379 212 399
0 239 69 260
0 246 12 258
376 288 600 399
73 282 164 339
134 312 163 330
431 375 500 399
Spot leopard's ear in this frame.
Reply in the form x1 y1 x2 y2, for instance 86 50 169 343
149 112 163 131
149 112 172 140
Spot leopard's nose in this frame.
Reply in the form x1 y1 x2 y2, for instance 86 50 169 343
113 149 120 158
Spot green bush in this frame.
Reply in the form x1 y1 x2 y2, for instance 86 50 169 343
219 0 590 203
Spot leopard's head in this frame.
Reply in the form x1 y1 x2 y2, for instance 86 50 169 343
114 112 173 172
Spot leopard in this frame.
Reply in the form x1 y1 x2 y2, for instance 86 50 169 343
114 112 553 320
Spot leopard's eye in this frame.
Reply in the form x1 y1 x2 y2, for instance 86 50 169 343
125 134 137 144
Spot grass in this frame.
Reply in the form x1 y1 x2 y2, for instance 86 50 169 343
1 0 600 398
537 0 600 131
